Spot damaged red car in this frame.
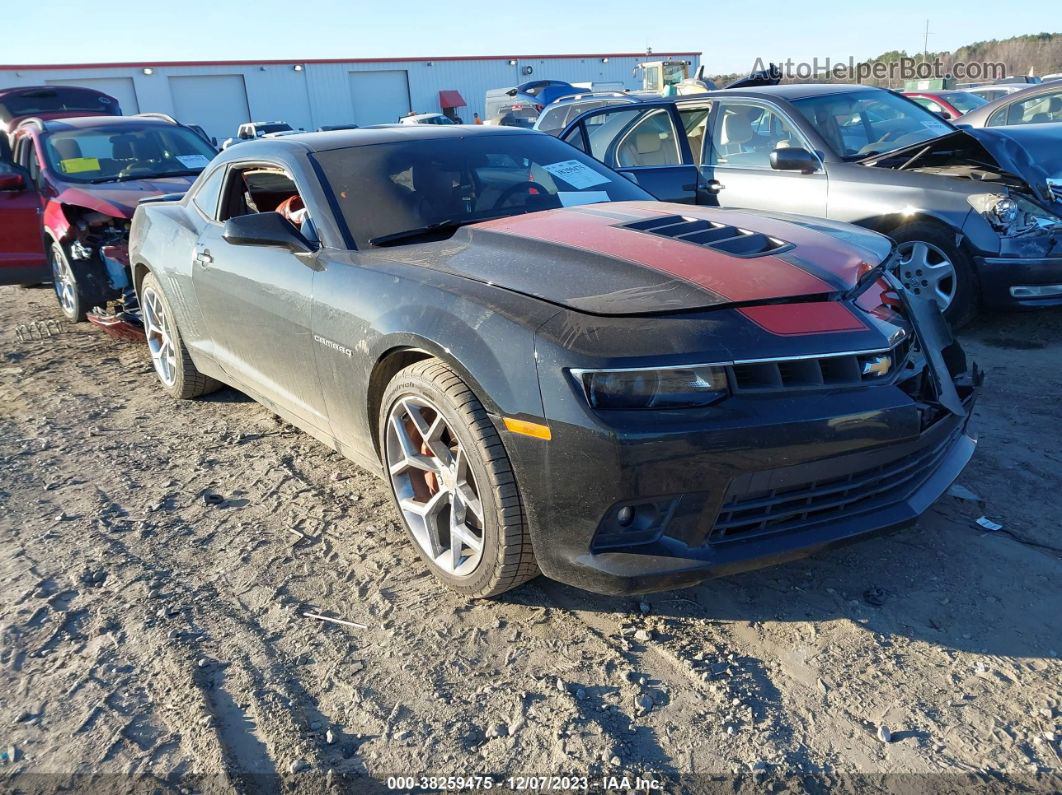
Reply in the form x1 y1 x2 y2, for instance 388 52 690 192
1 114 216 335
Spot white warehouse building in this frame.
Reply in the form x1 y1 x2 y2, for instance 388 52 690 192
0 51 701 141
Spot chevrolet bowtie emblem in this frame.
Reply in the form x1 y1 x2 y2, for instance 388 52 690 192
862 355 892 377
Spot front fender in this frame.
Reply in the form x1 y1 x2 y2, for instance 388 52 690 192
311 253 558 459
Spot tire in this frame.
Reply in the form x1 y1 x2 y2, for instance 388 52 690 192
888 221 979 328
379 358 539 597
139 272 221 399
49 240 114 323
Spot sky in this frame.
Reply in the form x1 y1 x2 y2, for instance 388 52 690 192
3 0 1058 73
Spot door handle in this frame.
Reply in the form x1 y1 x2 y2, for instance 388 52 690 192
706 179 725 193
194 249 213 266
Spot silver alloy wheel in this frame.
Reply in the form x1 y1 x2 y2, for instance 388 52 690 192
385 396 486 577
893 240 957 311
50 244 77 316
141 286 177 387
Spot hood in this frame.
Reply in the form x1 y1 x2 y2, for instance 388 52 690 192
375 202 892 316
54 176 198 219
865 128 1060 207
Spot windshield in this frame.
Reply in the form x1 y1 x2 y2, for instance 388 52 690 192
312 132 653 248
0 88 120 122
793 89 955 160
940 91 988 113
258 123 293 134
42 124 217 183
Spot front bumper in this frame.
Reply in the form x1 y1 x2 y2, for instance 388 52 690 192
976 255 1062 309
509 390 976 596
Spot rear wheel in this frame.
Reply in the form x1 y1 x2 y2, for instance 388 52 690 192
888 222 978 328
140 272 220 399
379 359 538 597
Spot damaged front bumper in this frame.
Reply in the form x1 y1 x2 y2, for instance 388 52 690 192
84 243 145 342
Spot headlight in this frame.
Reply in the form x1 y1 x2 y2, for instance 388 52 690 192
967 193 1060 237
572 365 729 410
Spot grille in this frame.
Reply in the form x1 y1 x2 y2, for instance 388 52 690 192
624 215 792 258
710 427 957 545
731 335 913 393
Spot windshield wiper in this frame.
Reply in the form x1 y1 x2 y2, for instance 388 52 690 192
86 169 202 184
369 210 530 247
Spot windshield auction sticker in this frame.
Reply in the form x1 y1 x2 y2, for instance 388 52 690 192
542 160 612 190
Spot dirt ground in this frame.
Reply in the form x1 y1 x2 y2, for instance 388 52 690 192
0 283 1059 793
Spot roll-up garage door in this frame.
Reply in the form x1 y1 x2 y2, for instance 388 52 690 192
169 75 251 142
349 70 411 126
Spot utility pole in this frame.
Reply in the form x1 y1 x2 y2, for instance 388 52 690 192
922 19 932 61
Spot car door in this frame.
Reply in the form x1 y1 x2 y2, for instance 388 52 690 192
699 98 828 216
0 141 47 284
191 160 330 430
559 103 699 203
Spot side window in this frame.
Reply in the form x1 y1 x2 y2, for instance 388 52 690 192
537 105 571 134
192 166 226 219
561 126 587 153
912 98 943 114
218 164 316 244
710 102 805 170
614 110 681 168
987 107 1008 127
27 147 42 187
678 106 711 166
1008 91 1062 125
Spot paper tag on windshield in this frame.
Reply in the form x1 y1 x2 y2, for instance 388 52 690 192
920 120 952 135
558 191 610 207
543 160 611 189
176 154 210 169
60 157 100 174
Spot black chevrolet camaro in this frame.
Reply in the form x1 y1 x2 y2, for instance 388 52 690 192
128 125 979 597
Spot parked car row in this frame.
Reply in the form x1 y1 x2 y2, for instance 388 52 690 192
543 83 1062 326
0 73 1058 599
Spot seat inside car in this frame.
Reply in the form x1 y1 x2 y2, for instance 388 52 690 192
52 138 82 160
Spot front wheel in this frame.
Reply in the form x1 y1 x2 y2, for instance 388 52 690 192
888 222 978 328
379 359 539 597
50 241 110 322
140 272 221 399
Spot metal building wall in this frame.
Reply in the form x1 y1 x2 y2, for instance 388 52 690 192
0 53 700 140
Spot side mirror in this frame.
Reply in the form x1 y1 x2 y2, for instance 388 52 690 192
769 147 818 174
935 110 954 120
0 173 25 191
223 212 313 254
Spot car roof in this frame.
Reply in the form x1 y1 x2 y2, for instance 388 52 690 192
30 115 178 132
217 123 536 156
0 84 112 99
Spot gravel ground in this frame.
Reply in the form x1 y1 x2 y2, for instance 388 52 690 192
1 283 1060 793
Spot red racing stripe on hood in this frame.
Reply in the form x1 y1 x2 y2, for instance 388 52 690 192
476 208 835 303
738 303 866 335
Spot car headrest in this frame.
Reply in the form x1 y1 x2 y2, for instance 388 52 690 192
722 112 754 145
635 132 663 154
1048 95 1062 113
53 138 82 160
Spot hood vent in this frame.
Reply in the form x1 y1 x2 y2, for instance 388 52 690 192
623 215 793 258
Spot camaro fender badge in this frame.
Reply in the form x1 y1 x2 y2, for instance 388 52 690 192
862 355 892 377
313 334 353 357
